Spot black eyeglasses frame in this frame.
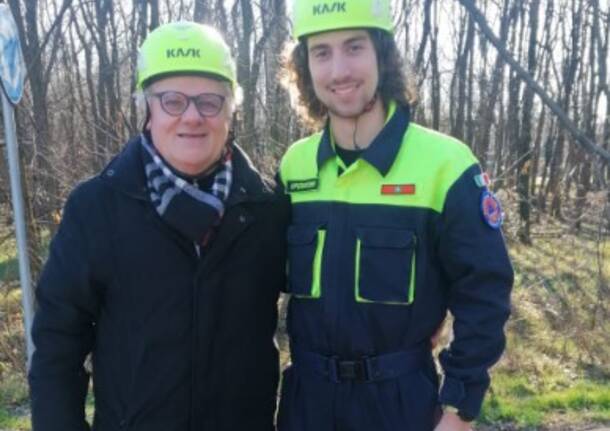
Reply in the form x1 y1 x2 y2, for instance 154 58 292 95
146 90 226 118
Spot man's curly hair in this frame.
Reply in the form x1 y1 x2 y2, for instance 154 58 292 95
280 29 417 130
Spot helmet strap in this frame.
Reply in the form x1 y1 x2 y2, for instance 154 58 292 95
141 102 152 134
351 92 378 150
361 92 378 114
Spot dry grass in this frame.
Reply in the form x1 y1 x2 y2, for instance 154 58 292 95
1 192 609 430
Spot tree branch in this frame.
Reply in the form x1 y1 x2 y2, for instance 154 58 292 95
458 0 610 165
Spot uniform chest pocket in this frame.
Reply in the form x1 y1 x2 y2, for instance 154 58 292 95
355 228 417 305
287 224 326 299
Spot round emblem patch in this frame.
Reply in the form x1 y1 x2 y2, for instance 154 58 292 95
480 190 504 229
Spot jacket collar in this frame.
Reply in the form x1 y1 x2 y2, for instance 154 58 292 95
316 101 410 177
100 135 272 204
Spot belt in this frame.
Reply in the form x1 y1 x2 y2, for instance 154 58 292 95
291 345 430 383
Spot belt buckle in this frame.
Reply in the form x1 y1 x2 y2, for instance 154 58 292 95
338 359 370 381
338 360 359 380
328 356 376 382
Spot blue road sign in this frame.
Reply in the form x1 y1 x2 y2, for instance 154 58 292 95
0 4 26 105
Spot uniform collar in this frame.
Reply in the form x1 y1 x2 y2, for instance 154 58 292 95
316 101 410 177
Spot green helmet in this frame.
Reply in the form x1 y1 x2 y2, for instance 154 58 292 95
292 0 392 39
137 21 236 89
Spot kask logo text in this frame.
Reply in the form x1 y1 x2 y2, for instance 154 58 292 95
166 48 201 58
313 2 346 15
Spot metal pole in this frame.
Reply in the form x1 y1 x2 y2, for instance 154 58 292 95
1 89 34 371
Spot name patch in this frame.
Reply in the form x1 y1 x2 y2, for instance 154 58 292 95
288 179 319 192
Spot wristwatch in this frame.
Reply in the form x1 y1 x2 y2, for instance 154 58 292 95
442 405 475 422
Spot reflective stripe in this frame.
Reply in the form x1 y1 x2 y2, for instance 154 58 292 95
291 228 325 299
310 229 325 299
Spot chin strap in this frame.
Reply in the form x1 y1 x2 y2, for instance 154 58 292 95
361 92 378 114
351 93 379 150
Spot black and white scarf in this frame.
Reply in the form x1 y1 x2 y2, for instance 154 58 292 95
140 134 233 245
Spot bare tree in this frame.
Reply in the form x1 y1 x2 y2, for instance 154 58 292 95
450 9 475 141
546 0 583 218
3 0 610 284
517 0 541 243
194 0 212 23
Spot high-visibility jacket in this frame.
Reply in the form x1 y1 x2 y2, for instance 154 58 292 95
277 102 513 431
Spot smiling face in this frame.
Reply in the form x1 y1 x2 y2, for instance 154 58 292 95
306 29 379 119
146 75 233 176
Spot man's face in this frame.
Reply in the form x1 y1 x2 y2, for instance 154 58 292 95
146 75 232 176
307 29 379 119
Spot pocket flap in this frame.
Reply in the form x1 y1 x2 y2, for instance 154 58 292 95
287 225 320 245
357 228 415 249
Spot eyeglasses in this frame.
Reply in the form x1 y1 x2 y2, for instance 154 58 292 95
147 91 226 117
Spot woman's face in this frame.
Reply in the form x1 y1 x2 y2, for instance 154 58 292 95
146 75 233 176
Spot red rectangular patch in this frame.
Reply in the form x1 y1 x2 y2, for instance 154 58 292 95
381 184 416 195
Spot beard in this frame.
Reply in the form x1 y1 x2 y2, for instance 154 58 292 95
325 92 378 119
316 79 378 119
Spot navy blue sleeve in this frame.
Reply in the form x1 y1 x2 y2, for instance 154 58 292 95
436 164 513 419
29 185 104 431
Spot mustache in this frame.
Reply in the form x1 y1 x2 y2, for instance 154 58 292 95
330 77 359 86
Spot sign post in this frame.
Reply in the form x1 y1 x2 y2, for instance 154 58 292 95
0 3 34 370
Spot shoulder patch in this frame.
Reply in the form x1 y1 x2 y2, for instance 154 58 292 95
474 172 491 188
480 190 504 229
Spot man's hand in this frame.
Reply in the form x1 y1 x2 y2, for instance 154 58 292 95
433 410 473 431
430 316 448 350
430 320 445 350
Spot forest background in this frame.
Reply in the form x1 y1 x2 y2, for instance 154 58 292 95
0 0 609 430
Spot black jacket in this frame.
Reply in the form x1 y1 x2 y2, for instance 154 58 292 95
29 137 288 431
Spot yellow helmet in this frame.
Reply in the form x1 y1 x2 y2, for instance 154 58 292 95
292 0 393 39
136 21 236 89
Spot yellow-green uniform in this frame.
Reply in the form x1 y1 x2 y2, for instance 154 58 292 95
277 102 513 430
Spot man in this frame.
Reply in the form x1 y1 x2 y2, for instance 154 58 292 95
277 1 513 430
29 22 286 431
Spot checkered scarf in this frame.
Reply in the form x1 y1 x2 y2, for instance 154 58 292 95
140 133 233 245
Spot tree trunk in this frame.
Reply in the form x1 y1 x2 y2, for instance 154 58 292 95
263 0 290 161
233 0 256 153
429 0 440 130
451 11 474 141
548 0 583 218
194 0 213 23
517 0 541 244
472 0 516 165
